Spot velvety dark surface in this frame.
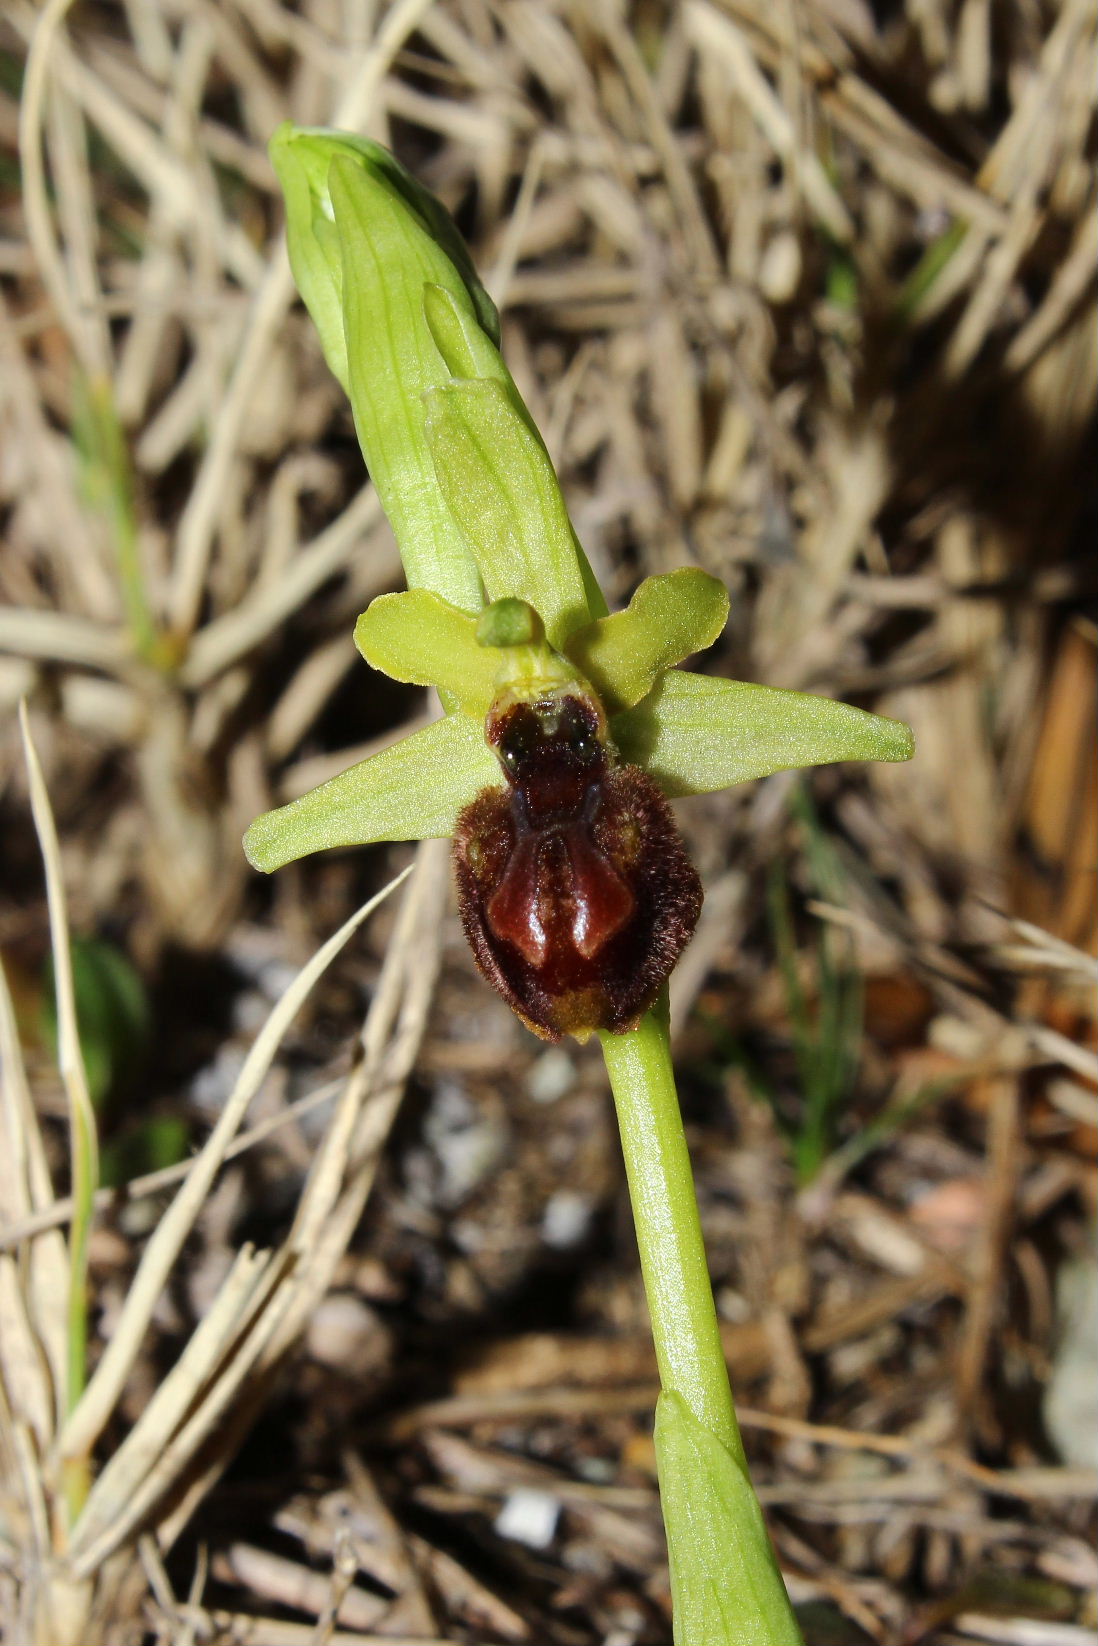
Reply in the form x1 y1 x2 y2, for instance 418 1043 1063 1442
453 694 701 1038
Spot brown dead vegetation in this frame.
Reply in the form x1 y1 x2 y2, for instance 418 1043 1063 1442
0 2 1095 1643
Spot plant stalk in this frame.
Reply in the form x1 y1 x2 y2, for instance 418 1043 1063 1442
599 998 743 1463
601 998 804 1644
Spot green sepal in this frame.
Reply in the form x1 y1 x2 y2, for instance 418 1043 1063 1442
654 1392 804 1646
329 154 488 612
566 570 729 713
354 591 500 716
424 377 600 650
243 712 500 872
613 670 915 797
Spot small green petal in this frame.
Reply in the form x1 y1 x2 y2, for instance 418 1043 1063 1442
613 670 915 797
243 713 500 872
354 591 500 716
566 569 730 713
424 377 600 650
476 597 544 649
329 153 488 612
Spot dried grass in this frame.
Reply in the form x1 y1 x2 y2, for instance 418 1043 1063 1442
0 0 1095 1641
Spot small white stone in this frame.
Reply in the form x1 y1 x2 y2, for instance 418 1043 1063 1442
758 230 801 304
527 1047 575 1104
1045 1245 1098 1469
494 1487 560 1550
425 1080 506 1206
256 959 300 1002
305 1294 389 1373
231 989 270 1035
542 1190 592 1250
189 1045 246 1113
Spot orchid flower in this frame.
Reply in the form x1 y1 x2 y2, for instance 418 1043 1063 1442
245 128 910 891
246 124 914 1646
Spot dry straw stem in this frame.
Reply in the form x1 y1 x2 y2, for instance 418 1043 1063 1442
145 840 452 1570
685 3 852 245
0 289 114 619
179 486 389 689
1 715 447 1604
166 0 441 638
0 933 68 1522
56 861 414 1545
0 1075 346 1253
18 705 98 1431
175 1627 494 1646
380 1385 1096 1505
7 0 456 944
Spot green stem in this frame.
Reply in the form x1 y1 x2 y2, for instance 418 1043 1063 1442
601 999 804 1645
599 999 742 1464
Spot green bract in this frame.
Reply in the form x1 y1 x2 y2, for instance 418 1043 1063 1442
271 124 490 611
655 1392 802 1646
248 124 913 875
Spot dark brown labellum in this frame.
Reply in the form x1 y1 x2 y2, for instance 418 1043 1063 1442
453 692 702 1041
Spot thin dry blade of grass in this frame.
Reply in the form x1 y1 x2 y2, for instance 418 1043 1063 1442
0 953 68 1633
57 863 413 1470
19 704 98 1446
0 724 440 1619
0 971 57 1519
0 1076 345 1253
66 1243 276 1557
166 0 442 638
179 487 388 690
685 1 853 244
0 609 131 672
147 840 451 1568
